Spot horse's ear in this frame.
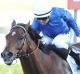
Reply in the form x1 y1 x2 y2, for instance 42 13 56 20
26 20 30 30
11 20 16 27
27 20 30 25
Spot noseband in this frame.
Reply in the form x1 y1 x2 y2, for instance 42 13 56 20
11 25 40 58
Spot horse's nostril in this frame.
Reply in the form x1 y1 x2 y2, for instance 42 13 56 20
1 52 4 58
8 52 13 57
1 52 13 58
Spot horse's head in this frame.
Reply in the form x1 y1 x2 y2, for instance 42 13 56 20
1 20 41 65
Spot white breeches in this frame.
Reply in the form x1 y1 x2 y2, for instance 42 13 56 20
40 29 75 49
52 33 71 49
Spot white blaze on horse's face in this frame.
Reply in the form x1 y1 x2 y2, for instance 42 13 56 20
12 31 16 36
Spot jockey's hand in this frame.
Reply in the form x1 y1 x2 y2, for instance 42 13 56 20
40 36 52 45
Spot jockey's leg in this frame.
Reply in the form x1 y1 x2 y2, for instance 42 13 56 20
69 49 80 66
52 34 69 49
40 33 80 66
41 44 69 60
40 34 69 59
52 34 80 66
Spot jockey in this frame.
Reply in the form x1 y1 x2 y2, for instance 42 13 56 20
31 5 80 67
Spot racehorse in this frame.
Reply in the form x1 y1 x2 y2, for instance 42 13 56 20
1 20 72 74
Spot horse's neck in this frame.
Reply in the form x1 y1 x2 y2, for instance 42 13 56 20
19 37 52 74
19 48 51 74
19 56 39 74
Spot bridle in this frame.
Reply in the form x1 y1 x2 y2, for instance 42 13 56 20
11 25 40 58
16 39 40 58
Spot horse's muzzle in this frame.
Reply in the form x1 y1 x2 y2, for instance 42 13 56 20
1 51 14 65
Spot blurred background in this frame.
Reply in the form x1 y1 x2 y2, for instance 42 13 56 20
0 0 80 74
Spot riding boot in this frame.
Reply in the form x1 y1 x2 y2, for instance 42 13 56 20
39 43 69 60
45 44 69 60
69 48 80 66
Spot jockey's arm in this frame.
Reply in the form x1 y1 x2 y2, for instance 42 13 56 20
31 18 41 34
62 9 80 36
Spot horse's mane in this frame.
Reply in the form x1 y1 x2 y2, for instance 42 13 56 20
17 23 41 44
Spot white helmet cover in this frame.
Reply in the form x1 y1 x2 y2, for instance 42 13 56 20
34 1 51 18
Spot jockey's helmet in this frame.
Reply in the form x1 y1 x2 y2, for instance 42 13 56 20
34 3 51 18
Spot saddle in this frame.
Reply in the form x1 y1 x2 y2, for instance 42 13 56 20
39 42 51 54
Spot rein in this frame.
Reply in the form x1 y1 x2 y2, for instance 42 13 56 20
11 25 40 58
17 39 40 58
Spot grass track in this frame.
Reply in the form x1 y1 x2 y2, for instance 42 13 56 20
0 64 23 74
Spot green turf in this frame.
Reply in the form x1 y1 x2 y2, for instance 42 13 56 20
0 64 23 74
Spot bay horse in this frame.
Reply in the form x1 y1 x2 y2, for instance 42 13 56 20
1 20 72 74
